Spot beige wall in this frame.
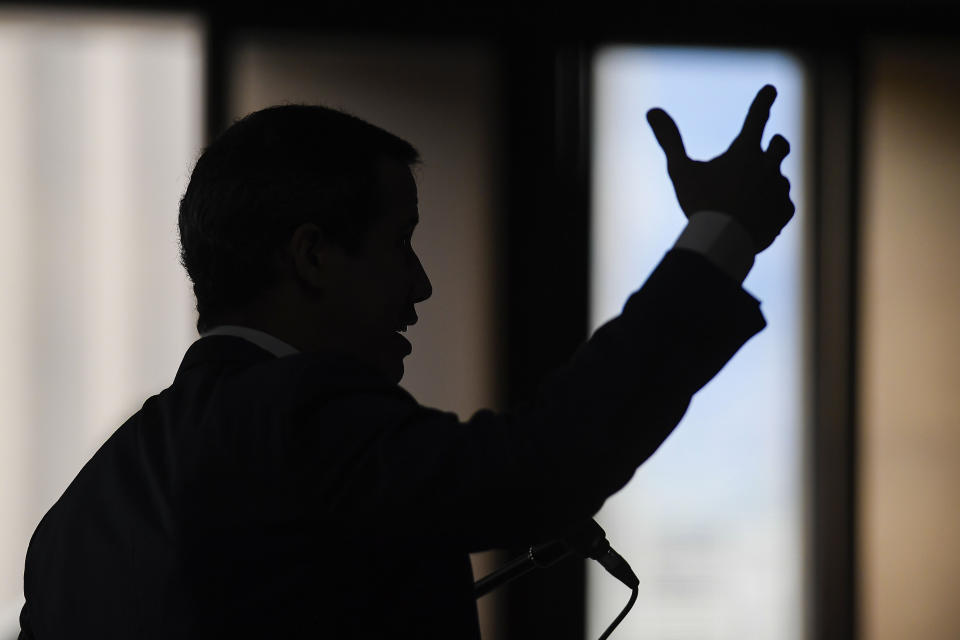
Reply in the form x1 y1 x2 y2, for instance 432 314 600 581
859 41 960 640
228 35 503 638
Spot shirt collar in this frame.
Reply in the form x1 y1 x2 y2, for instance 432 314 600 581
200 325 300 358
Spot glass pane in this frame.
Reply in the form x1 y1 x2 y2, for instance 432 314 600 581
588 47 807 640
0 10 203 635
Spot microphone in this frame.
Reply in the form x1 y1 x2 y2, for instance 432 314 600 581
560 520 641 640
473 519 638 598
473 519 640 639
557 519 639 589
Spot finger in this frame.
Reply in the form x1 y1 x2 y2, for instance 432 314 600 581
646 108 689 168
766 134 790 167
736 84 777 148
780 179 795 221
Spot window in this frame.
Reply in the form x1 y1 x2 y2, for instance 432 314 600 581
0 11 202 635
589 47 807 640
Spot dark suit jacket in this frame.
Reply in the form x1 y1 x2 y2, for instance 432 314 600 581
19 249 766 639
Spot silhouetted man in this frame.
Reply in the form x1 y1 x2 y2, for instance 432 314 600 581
20 85 793 638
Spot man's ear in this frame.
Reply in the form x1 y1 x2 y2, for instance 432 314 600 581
287 222 336 290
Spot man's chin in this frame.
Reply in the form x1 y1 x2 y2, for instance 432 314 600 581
379 356 405 385
383 334 410 383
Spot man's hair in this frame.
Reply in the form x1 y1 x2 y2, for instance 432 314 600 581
178 104 419 334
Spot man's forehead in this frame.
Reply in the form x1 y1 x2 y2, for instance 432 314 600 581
376 156 418 205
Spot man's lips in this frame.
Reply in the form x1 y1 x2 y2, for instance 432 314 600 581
393 331 412 355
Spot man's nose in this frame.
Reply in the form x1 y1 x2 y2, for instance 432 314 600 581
412 253 432 303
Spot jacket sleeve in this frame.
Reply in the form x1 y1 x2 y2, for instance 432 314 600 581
282 248 766 551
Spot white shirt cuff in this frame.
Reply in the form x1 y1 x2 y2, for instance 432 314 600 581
673 211 756 284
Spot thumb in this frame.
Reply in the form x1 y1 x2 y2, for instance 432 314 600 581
647 108 689 169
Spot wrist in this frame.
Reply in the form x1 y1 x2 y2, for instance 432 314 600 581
673 211 756 283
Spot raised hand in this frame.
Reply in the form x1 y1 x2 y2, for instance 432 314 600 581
646 84 795 253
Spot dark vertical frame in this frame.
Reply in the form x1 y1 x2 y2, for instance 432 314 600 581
498 36 593 640
203 10 230 145
806 46 861 640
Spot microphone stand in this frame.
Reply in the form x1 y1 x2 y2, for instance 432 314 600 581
473 539 571 599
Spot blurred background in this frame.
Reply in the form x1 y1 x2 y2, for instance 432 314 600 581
0 2 958 639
